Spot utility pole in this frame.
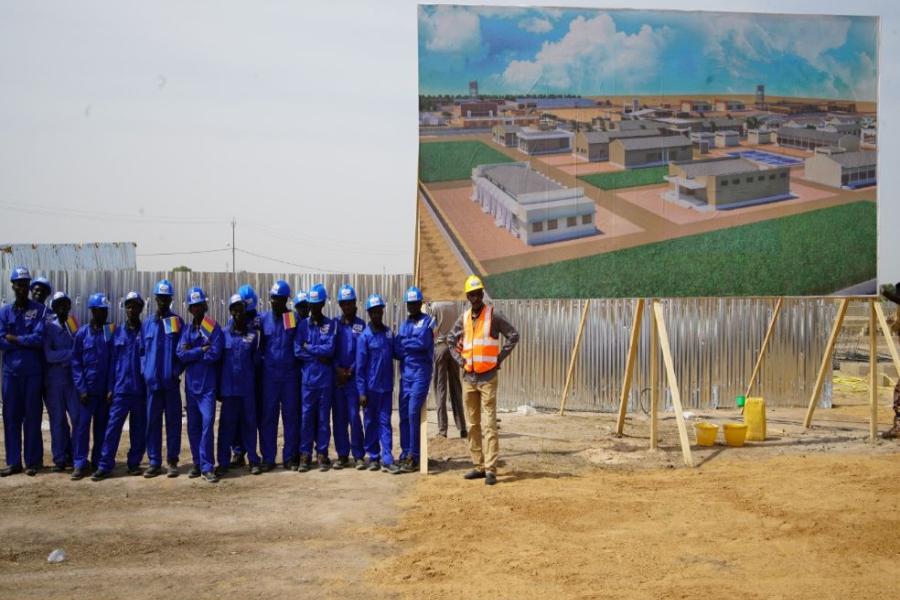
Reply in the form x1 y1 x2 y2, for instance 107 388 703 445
231 217 236 288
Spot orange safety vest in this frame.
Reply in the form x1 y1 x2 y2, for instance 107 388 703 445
461 305 500 374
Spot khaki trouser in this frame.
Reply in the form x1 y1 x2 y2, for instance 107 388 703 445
463 375 499 473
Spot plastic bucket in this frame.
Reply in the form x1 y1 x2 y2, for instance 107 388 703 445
736 395 746 408
694 422 719 447
723 423 748 447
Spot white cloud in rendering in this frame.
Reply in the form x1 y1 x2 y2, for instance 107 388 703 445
519 17 554 33
501 14 671 92
418 5 482 54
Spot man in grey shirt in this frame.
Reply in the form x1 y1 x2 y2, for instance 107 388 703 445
447 276 519 486
428 301 467 438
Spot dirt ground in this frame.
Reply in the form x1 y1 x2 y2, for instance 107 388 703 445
2 382 899 599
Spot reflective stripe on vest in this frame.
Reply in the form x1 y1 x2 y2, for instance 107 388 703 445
461 305 500 374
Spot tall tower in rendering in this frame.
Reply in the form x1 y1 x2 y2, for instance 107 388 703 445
755 84 766 109
469 80 478 98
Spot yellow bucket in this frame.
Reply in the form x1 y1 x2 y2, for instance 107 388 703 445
694 422 719 446
723 423 748 447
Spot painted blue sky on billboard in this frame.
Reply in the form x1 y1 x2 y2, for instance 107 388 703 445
418 6 878 100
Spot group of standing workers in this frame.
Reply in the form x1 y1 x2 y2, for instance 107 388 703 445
1 268 518 486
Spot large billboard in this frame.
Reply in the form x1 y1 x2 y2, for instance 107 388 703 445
417 6 878 299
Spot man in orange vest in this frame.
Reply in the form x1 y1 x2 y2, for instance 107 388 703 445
447 275 519 486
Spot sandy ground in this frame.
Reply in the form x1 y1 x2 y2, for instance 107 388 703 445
3 376 899 599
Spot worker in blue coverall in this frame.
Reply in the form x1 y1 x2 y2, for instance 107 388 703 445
43 291 79 472
295 283 336 472
394 286 435 473
229 283 262 468
93 291 147 480
176 286 223 483
0 267 47 477
291 290 310 459
356 294 400 474
29 277 52 468
142 279 185 479
259 280 300 471
218 294 262 476
332 284 366 470
70 293 113 480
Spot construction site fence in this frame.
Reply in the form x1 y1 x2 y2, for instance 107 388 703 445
2 271 835 412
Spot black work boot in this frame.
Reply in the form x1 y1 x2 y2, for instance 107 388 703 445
1 465 23 477
166 461 179 478
143 464 162 478
317 454 332 472
882 416 900 439
297 453 312 473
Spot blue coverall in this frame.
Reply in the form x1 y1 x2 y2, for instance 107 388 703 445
142 311 185 468
98 322 147 472
295 316 335 457
71 324 112 471
230 311 262 458
259 311 299 465
0 300 46 469
219 323 261 468
176 319 224 474
43 316 79 467
333 316 366 461
355 324 397 465
395 313 435 463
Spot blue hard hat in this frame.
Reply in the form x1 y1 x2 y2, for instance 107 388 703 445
124 291 144 306
30 277 52 292
186 286 207 306
338 284 357 302
50 291 70 308
87 293 110 310
294 290 309 306
404 286 424 303
10 266 31 282
308 284 327 304
228 293 244 308
269 279 291 298
365 294 386 310
238 284 258 311
154 279 174 296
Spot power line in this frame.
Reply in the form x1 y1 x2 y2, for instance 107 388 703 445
137 248 231 257
234 248 343 273
241 222 409 257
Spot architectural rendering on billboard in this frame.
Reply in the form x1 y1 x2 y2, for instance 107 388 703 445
417 6 878 299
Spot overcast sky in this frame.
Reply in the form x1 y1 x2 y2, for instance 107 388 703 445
0 0 897 281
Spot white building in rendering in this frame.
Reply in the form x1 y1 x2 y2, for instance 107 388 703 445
471 162 597 245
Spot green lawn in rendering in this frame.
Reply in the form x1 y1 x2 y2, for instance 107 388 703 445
484 201 876 298
577 166 669 190
419 141 515 183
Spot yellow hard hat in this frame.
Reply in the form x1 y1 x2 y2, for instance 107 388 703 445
464 275 484 293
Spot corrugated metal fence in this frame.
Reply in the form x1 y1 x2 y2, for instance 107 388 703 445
0 243 136 272
1 271 835 412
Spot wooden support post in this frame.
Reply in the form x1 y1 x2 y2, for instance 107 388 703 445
415 196 428 474
615 299 645 433
874 302 900 375
413 197 421 286
803 298 850 428
652 301 694 468
869 299 878 442
559 300 591 416
745 297 784 398
650 305 660 449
